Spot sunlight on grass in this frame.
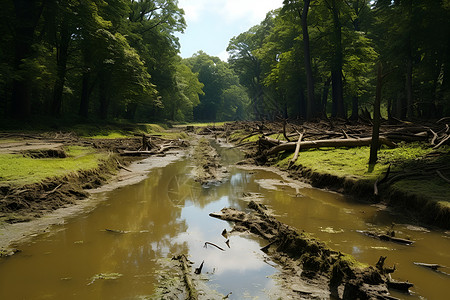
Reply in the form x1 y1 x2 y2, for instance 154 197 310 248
278 143 435 180
0 146 104 186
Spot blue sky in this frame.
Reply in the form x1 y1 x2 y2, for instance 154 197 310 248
176 0 284 61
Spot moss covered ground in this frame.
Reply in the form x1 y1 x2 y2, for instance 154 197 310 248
0 146 105 186
273 142 450 208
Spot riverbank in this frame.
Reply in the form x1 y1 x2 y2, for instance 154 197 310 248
223 121 450 229
0 127 188 253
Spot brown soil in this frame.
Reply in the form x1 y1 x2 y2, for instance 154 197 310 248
190 137 227 185
210 198 408 299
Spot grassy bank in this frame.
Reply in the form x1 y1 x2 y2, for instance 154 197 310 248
232 126 450 227
271 143 450 227
0 146 104 186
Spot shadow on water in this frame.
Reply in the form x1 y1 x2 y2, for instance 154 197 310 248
0 142 449 299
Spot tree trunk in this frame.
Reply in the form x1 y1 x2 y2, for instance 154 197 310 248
301 0 315 120
11 0 43 118
350 96 359 120
98 74 109 120
330 0 345 119
79 71 91 118
51 17 70 116
405 55 414 120
321 76 331 117
369 63 383 164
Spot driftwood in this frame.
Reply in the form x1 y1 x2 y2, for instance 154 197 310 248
433 134 450 149
357 230 414 245
413 262 444 271
204 242 225 251
387 279 414 292
263 136 396 156
288 131 304 167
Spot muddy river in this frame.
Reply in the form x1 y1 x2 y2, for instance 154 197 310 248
0 143 449 299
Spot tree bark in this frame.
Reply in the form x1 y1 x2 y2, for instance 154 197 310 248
51 16 70 116
330 0 345 119
369 63 383 164
11 0 43 118
301 0 315 120
79 71 91 118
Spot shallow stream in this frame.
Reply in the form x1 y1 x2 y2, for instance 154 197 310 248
0 142 449 299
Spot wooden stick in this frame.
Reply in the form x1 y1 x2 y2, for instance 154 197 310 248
433 134 450 149
289 131 304 167
436 170 450 184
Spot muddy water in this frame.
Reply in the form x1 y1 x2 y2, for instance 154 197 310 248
0 144 449 299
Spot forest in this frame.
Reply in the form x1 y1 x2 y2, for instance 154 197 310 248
1 0 449 124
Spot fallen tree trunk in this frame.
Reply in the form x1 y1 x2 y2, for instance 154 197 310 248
264 136 396 156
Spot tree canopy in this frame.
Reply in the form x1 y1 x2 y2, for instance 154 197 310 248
1 0 448 124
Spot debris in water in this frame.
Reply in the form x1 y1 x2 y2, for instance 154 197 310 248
194 260 204 275
204 242 225 251
104 228 128 234
221 229 228 238
225 239 230 248
88 273 123 285
320 227 344 234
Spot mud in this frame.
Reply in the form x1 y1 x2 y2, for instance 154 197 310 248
210 198 408 299
190 137 227 185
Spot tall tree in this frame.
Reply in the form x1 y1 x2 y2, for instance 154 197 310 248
283 0 316 119
10 0 44 118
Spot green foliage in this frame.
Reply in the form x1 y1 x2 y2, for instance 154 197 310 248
184 51 249 121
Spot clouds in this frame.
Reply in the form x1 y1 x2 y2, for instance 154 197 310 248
179 0 283 24
176 0 284 59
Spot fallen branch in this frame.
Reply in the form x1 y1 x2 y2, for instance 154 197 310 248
288 130 304 168
204 242 225 251
429 129 438 145
436 170 450 184
264 136 396 156
433 134 450 149
413 262 444 271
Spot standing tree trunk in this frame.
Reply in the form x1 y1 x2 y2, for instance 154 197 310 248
79 70 91 118
300 0 315 120
405 54 414 120
369 63 383 164
321 76 331 117
350 96 359 120
51 16 70 116
330 0 345 119
11 0 43 118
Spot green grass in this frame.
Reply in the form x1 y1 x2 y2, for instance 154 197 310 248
275 142 450 204
277 143 435 180
0 146 104 186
